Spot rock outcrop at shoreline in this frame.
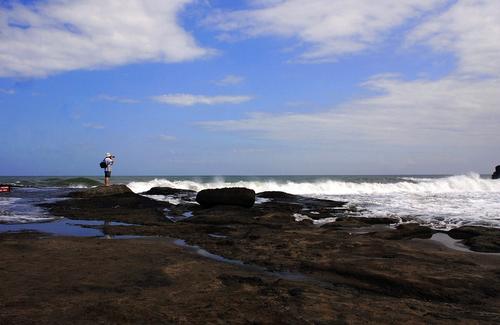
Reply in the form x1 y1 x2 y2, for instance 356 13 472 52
196 187 256 208
49 185 171 225
69 184 133 198
449 226 500 252
14 185 499 324
492 165 500 179
142 186 196 196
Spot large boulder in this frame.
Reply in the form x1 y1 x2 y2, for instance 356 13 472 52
196 187 256 208
492 165 500 179
69 185 133 198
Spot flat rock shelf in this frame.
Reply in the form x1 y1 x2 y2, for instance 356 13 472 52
1 185 499 324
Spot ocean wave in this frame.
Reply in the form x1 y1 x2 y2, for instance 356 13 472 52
127 173 500 195
0 177 101 188
127 173 500 229
0 215 57 224
43 177 101 188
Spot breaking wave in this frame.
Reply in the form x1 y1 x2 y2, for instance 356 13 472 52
127 173 499 195
127 173 500 229
2 177 101 188
41 177 101 188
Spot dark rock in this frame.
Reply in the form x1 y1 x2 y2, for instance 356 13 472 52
335 216 398 226
464 236 500 253
321 217 398 230
492 165 500 179
288 287 304 297
142 187 196 196
69 185 133 198
373 223 433 240
218 274 264 287
449 226 500 253
33 187 500 323
44 186 170 225
448 226 494 239
258 191 346 208
257 191 298 200
257 191 347 219
187 205 259 225
196 187 255 208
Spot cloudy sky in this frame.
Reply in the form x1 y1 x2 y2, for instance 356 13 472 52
1 0 499 175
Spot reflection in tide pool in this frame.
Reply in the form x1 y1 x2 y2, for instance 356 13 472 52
0 219 134 237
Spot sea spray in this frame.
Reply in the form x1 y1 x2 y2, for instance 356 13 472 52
2 174 499 229
128 173 500 229
127 173 500 195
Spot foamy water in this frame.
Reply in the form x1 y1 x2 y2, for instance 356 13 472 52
0 188 69 224
1 174 499 229
127 173 500 229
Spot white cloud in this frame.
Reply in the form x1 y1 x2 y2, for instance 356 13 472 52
407 0 500 76
207 0 445 62
83 123 104 129
96 95 139 104
159 134 177 142
214 74 244 86
0 88 15 94
199 75 500 147
0 0 213 77
199 0 500 168
152 93 253 106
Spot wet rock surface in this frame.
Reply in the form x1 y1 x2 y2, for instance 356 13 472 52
2 186 499 324
42 185 171 225
69 184 133 198
372 223 435 240
448 226 500 253
142 186 196 196
322 216 398 229
492 165 500 179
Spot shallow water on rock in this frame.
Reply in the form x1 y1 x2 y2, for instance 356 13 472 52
425 233 500 255
0 218 134 237
172 239 334 286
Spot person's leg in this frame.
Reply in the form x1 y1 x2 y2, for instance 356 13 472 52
104 171 111 186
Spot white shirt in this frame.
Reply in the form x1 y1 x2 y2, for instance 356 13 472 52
104 157 114 172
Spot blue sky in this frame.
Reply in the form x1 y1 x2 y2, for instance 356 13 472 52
1 0 499 175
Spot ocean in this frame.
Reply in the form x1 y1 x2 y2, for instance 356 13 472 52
1 173 499 230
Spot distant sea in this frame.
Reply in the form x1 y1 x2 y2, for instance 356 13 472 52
1 174 500 230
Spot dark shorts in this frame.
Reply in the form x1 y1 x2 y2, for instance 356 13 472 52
104 171 111 177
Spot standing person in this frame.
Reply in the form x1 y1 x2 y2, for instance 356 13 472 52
103 153 115 186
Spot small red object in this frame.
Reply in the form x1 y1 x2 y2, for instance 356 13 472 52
0 185 11 193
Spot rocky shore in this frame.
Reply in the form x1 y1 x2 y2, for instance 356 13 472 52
1 185 499 324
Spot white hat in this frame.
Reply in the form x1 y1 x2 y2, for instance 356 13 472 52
105 152 112 157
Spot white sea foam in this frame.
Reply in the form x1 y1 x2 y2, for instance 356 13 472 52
127 173 500 229
0 197 21 206
0 215 56 223
255 197 271 204
293 213 337 225
67 184 90 189
0 195 57 224
128 173 500 195
142 194 184 205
